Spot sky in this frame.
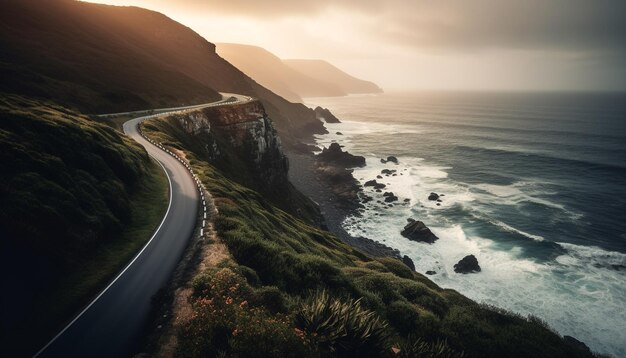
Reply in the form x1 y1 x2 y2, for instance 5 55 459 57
87 0 626 92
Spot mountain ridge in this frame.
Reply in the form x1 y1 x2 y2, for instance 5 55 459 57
0 0 326 144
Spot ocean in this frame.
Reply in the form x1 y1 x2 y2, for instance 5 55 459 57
307 92 626 357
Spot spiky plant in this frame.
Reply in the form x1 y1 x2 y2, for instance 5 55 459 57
295 290 391 357
394 335 463 358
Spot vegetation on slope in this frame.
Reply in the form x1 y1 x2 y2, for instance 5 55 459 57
0 94 168 355
140 113 322 225
142 116 598 358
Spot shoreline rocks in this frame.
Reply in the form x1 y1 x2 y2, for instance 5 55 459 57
402 255 416 271
317 142 365 168
314 106 341 123
380 155 399 164
401 219 439 244
364 180 386 190
454 255 481 274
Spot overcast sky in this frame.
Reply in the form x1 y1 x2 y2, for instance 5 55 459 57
88 0 626 91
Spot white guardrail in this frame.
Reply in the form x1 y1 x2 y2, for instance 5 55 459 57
136 124 211 239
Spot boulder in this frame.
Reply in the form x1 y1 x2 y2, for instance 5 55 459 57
425 270 436 275
401 220 439 243
336 131 343 135
428 192 439 201
317 143 365 168
384 195 399 203
563 336 592 354
380 156 399 164
454 255 481 274
364 180 386 189
402 255 416 271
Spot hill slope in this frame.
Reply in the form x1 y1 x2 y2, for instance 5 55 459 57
217 43 346 102
0 94 168 355
284 59 383 94
0 0 325 144
141 113 597 358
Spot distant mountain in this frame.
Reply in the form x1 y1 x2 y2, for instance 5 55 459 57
217 44 382 101
0 0 325 143
284 59 383 95
217 43 346 102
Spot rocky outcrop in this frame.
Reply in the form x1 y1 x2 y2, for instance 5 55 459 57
454 255 481 274
317 143 365 168
174 100 288 189
401 219 439 244
402 255 415 271
364 180 386 190
312 144 366 211
563 336 592 354
314 106 341 123
380 156 398 164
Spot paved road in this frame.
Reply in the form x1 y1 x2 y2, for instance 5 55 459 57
35 93 252 357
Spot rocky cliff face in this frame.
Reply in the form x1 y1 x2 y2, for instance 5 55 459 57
175 100 289 189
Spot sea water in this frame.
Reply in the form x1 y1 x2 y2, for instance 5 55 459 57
308 92 626 357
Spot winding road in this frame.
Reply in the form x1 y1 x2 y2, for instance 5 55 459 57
35 93 252 357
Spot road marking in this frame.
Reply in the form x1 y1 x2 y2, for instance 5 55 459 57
34 156 174 358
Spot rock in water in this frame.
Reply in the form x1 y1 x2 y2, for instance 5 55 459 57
380 156 399 164
428 192 439 201
364 179 386 189
401 220 439 243
425 270 436 275
454 255 481 273
402 255 416 271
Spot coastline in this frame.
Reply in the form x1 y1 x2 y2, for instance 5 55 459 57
286 149 401 258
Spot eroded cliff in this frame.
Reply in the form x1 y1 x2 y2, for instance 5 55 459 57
174 100 288 189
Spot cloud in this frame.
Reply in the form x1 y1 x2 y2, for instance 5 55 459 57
178 0 626 54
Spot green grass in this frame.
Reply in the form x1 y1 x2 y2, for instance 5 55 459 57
19 160 168 354
141 115 600 358
0 94 169 355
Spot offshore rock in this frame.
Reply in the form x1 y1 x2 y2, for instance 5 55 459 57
401 219 439 244
454 255 481 274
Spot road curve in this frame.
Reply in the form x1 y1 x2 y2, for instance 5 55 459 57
35 93 252 358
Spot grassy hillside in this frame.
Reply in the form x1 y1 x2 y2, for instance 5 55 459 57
0 94 168 355
0 0 325 143
142 116 598 358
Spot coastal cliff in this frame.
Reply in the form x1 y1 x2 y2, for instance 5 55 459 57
143 100 322 225
175 100 288 189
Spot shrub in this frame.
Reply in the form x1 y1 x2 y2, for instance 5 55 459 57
179 268 309 357
252 286 290 314
394 335 463 358
294 290 391 357
376 257 415 280
387 301 422 337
